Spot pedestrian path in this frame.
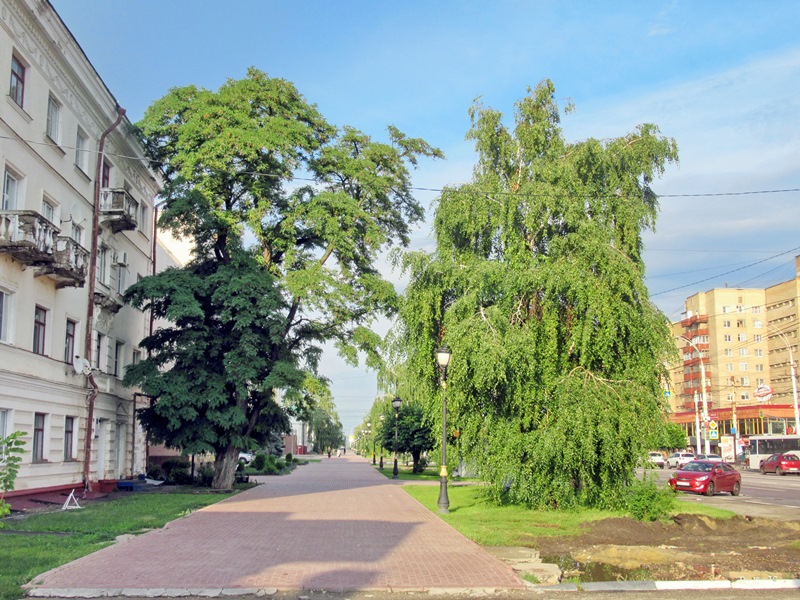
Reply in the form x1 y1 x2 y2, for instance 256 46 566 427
27 454 524 594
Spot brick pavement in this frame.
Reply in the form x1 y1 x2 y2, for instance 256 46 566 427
27 454 524 593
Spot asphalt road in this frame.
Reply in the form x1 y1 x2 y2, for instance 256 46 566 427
647 466 800 520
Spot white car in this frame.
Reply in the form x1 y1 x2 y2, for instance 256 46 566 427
667 452 696 469
238 451 254 464
695 453 723 463
648 452 666 469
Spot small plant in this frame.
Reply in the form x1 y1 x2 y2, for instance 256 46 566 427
252 452 267 471
196 464 214 487
146 464 164 480
626 475 676 521
161 458 191 484
0 431 25 518
285 452 293 464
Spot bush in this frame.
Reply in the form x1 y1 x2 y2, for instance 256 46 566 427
161 458 191 484
146 465 164 480
253 452 267 471
626 476 676 521
285 452 293 464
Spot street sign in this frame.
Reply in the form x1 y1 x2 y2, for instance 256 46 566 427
709 420 718 430
708 429 719 440
664 390 671 397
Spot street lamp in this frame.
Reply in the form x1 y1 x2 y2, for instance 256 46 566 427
367 420 376 465
679 335 710 454
379 414 385 470
435 345 452 514
392 395 402 479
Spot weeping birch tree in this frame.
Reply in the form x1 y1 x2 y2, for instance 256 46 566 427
399 80 679 508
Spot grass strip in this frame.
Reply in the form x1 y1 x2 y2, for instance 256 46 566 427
0 491 234 600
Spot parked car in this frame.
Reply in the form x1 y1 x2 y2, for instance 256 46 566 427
759 452 800 475
667 452 696 469
238 451 254 464
695 453 723 463
648 452 666 469
668 460 741 496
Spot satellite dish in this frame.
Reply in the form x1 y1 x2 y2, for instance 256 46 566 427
72 356 91 375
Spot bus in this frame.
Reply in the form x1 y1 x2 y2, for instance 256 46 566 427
746 434 800 470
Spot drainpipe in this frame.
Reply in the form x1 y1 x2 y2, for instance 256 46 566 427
82 105 127 491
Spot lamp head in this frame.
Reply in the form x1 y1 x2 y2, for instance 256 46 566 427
435 345 452 369
392 395 402 409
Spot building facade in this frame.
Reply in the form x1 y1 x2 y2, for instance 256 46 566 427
0 0 172 496
669 256 800 448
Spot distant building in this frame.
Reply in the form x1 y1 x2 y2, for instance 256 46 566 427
0 0 180 497
669 256 800 449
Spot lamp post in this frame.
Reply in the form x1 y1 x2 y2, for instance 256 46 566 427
367 420 376 465
379 414 385 470
392 395 402 479
679 335 710 454
435 345 452 514
769 326 800 434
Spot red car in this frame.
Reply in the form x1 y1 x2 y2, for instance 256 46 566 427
668 460 741 496
759 453 800 476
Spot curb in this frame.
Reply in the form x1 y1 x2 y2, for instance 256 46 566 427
25 579 800 596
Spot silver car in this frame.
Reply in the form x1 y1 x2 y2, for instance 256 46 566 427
667 452 696 469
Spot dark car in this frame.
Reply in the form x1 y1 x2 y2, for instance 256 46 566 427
759 452 800 476
668 460 741 496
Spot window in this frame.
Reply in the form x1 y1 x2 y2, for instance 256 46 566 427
98 245 109 285
755 349 764 357
112 340 124 377
754 334 763 343
740 362 748 371
75 128 89 173
41 197 56 223
736 305 744 313
737 333 747 342
740 377 750 386
755 364 764 372
64 319 76 363
741 392 750 402
33 305 47 355
9 55 25 107
0 408 8 438
739 348 748 356
723 334 732 342
64 416 74 460
752 306 761 314
46 95 61 143
2 168 20 210
0 289 10 343
753 320 762 328
138 202 148 234
736 320 744 328
756 378 764 387
71 223 83 246
101 161 111 188
722 306 731 314
132 349 141 365
725 363 734 372
92 333 104 370
723 320 731 328
724 349 733 357
116 264 127 294
32 412 45 462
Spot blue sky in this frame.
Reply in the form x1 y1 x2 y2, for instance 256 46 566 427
52 1 800 434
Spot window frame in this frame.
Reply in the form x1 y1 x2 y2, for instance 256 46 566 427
75 128 89 173
0 288 11 343
2 167 20 210
46 95 61 143
9 55 25 108
32 412 46 462
64 319 77 364
64 416 75 461
33 305 47 355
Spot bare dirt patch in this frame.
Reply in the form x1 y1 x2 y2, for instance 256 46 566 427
534 514 800 581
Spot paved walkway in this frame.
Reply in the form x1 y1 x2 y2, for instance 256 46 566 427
28 454 524 594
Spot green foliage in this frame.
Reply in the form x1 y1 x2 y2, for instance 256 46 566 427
377 403 435 472
160 458 191 484
399 80 679 509
130 68 440 489
0 431 25 518
285 452 293 463
252 453 267 471
625 476 676 522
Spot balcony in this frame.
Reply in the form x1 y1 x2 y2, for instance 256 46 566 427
0 210 58 265
35 236 90 288
680 313 708 327
94 285 124 314
99 189 138 233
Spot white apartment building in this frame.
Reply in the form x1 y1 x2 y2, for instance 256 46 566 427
0 0 174 496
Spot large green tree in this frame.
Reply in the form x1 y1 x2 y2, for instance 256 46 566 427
126 68 441 488
399 80 679 508
377 403 435 473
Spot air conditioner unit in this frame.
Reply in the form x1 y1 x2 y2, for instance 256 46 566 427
116 251 128 266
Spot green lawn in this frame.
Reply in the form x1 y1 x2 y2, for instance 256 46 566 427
0 491 234 600
404 484 736 547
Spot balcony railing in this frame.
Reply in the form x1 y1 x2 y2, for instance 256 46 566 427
35 236 90 288
99 188 138 233
0 210 58 265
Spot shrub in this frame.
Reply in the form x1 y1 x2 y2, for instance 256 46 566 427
285 452 293 464
626 475 676 521
161 458 191 484
197 464 214 487
146 465 164 480
253 452 267 471
276 458 286 471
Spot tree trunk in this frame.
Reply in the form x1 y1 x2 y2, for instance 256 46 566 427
212 446 239 489
412 449 422 473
